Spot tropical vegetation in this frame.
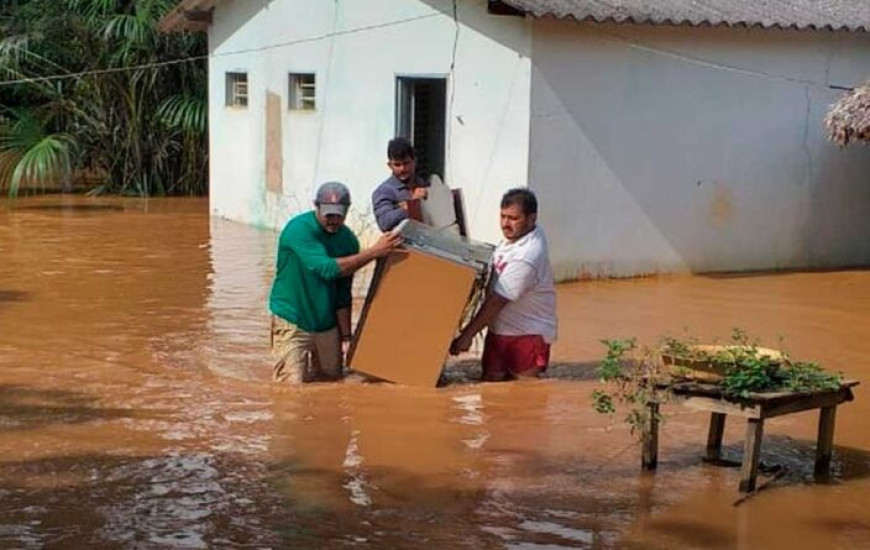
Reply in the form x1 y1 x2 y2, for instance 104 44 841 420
0 0 207 196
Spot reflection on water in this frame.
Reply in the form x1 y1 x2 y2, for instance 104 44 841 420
1 196 870 549
205 218 274 382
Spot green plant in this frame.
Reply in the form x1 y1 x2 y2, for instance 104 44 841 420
660 334 697 359
0 109 76 196
593 330 844 433
779 361 843 394
591 338 671 438
0 0 208 196
716 331 781 398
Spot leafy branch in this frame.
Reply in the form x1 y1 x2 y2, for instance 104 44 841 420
592 329 844 437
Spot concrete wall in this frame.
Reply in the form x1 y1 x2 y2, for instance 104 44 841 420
529 21 870 279
207 0 531 244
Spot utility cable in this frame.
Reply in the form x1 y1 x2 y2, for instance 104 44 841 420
310 0 342 193
1 12 855 93
0 12 441 88
592 25 853 90
0 55 207 87
445 0 460 184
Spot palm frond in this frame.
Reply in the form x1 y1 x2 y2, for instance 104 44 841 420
0 111 76 196
103 13 151 46
156 94 207 135
64 0 118 20
9 133 75 195
0 33 33 63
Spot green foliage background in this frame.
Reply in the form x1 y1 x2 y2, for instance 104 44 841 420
0 0 208 196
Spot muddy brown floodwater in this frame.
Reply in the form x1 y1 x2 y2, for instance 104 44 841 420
1 196 869 549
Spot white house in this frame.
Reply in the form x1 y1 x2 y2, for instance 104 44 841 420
162 0 870 280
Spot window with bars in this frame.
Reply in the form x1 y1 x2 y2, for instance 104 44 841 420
225 72 248 108
289 73 316 111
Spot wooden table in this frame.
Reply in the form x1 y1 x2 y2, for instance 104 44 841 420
642 380 859 492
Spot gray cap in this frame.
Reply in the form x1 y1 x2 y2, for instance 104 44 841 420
315 181 351 217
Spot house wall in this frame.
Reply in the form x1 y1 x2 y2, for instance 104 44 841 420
530 21 870 279
207 0 531 244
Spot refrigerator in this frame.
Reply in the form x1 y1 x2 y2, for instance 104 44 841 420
347 220 493 386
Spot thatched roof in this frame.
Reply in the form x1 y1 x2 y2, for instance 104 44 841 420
826 82 870 147
498 0 870 32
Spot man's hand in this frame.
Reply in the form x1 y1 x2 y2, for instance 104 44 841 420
398 201 408 212
369 231 402 258
411 187 428 200
449 331 474 355
336 233 402 277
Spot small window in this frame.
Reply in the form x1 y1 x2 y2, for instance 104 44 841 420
226 72 248 108
289 73 316 111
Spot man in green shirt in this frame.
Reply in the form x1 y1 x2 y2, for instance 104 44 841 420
270 181 400 383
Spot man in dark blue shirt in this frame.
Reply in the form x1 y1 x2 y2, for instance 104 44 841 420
371 137 431 232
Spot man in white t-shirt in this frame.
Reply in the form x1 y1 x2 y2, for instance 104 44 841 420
449 188 557 381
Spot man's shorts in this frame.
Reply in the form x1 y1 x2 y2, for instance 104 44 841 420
481 332 551 380
271 316 342 383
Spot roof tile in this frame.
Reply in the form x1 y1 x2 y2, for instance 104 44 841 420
499 0 870 32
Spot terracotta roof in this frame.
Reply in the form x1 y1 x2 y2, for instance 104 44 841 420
497 0 870 32
159 0 217 33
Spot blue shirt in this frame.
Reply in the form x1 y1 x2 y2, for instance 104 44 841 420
371 174 430 232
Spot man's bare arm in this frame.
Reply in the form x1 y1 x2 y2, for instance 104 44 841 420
335 232 402 277
450 292 510 354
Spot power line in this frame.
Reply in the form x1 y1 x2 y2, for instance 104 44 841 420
592 25 847 90
0 55 208 86
0 12 441 88
5 11 850 92
212 12 439 57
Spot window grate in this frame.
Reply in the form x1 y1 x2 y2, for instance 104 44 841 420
289 73 316 111
226 72 248 108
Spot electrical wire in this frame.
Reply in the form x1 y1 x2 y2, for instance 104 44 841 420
445 0 460 184
591 25 852 90
0 12 441 88
2 11 854 92
0 55 207 86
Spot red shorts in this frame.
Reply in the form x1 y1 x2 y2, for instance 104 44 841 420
481 332 551 379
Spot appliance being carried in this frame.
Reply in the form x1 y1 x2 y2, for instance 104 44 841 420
347 218 493 386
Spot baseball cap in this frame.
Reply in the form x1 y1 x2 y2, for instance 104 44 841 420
315 181 351 217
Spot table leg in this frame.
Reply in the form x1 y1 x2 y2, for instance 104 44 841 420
642 402 659 470
739 418 764 493
815 405 837 479
706 412 727 461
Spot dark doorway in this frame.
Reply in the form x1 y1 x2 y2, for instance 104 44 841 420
395 77 447 181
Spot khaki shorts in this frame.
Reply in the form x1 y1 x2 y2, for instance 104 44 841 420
271 316 342 383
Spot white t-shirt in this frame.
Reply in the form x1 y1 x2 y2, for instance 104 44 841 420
491 226 558 343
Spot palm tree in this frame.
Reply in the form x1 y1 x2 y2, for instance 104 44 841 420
0 0 208 196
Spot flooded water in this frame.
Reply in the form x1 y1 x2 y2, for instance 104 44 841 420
1 196 869 549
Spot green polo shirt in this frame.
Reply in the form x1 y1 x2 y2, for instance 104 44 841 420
269 211 360 332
